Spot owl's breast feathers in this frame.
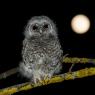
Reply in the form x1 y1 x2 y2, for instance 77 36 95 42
26 36 62 53
22 37 63 66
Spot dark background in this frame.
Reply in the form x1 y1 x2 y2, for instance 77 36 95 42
0 0 95 94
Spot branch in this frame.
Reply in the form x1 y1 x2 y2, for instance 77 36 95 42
0 67 18 80
63 57 95 64
0 67 95 95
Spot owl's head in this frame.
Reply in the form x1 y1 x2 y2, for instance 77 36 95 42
24 16 58 39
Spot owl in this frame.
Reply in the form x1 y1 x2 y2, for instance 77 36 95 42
19 16 63 84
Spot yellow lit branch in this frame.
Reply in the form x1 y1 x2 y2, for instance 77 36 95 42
63 57 95 64
0 67 95 95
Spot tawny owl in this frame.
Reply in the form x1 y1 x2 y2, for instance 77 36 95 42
19 16 63 84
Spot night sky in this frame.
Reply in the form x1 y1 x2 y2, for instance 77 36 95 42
0 0 95 94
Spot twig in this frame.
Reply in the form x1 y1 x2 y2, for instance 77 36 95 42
63 57 95 64
0 67 18 80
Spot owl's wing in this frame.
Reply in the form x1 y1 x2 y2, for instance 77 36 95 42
22 39 28 56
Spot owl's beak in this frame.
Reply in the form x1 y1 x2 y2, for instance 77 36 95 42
39 29 43 34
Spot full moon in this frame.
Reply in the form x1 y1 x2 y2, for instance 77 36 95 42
71 14 90 34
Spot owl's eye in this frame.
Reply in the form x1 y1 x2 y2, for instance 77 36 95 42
43 24 49 30
32 25 38 30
